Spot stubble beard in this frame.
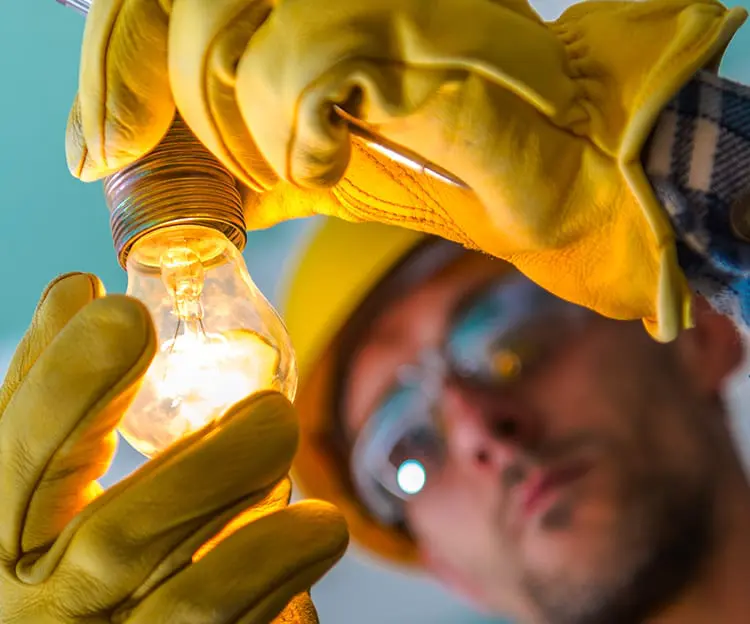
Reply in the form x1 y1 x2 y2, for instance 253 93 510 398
522 470 716 624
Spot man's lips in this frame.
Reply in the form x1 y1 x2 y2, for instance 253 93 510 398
520 461 592 517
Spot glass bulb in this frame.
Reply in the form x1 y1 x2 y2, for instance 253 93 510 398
119 225 297 457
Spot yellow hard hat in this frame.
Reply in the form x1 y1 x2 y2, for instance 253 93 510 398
281 218 432 566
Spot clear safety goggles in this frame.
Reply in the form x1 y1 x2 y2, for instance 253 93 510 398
349 272 592 526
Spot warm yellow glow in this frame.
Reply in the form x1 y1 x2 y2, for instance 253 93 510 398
120 329 279 456
192 480 290 562
151 332 277 429
119 225 296 458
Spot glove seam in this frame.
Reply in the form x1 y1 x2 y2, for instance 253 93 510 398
337 148 475 247
335 181 471 246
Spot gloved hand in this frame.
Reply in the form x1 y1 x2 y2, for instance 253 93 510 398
64 0 277 188
0 273 348 623
65 0 481 241
210 0 747 342
66 0 747 341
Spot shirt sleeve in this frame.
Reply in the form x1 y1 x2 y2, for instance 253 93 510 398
643 69 750 328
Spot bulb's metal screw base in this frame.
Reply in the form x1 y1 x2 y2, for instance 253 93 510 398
104 115 247 268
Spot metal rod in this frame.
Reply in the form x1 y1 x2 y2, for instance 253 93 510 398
56 0 469 190
57 0 90 14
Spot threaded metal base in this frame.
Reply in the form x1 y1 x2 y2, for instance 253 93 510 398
104 115 246 268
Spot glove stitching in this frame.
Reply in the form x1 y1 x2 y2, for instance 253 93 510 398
335 181 427 222
336 179 472 247
345 146 475 246
343 148 436 216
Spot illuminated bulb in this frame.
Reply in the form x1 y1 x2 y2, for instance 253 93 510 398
397 459 427 495
119 225 297 457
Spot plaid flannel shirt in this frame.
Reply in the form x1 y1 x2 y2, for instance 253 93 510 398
644 70 750 329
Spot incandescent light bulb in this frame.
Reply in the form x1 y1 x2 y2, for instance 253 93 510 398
58 0 464 460
119 225 297 457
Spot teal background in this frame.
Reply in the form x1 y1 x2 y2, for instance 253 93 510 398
1 1 749 622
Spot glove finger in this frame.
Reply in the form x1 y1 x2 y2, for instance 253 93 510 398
69 0 174 181
124 501 348 624
0 273 104 416
234 0 440 188
236 0 560 190
46 393 300 607
193 477 293 563
0 295 154 561
191 479 323 624
169 0 278 192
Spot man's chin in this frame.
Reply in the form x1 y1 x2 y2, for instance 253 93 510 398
520 498 624 588
519 523 632 624
519 490 715 624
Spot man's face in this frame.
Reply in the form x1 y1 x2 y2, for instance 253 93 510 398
343 252 739 624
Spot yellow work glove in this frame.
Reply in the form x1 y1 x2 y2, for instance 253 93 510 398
66 0 747 341
221 0 747 342
64 0 276 187
0 273 348 623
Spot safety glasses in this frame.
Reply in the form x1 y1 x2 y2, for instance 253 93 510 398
350 272 592 525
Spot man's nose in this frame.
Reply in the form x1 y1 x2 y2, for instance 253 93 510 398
440 379 540 472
